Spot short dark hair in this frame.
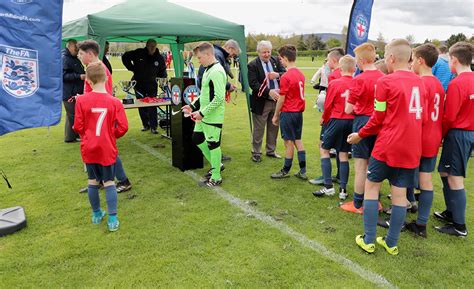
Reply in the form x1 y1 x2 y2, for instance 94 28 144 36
414 43 439 68
328 47 345 59
449 42 473 66
77 39 100 56
278 44 297 62
438 45 448 54
66 39 77 45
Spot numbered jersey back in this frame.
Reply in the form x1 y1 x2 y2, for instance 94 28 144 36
279 67 306 113
421 75 445 157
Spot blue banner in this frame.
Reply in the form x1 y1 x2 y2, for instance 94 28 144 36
0 0 63 135
346 0 374 56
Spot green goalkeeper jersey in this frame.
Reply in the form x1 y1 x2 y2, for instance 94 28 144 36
198 62 227 124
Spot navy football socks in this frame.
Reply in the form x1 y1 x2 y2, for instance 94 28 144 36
450 188 466 227
386 205 407 248
87 184 101 212
105 185 118 216
283 158 293 173
340 161 349 190
321 157 332 187
417 189 433 225
297 150 306 174
363 199 379 244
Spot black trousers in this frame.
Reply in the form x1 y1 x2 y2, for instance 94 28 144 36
63 100 79 141
135 81 158 129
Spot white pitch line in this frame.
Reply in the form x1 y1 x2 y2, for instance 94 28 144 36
131 139 396 289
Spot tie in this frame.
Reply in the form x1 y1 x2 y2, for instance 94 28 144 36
265 61 275 89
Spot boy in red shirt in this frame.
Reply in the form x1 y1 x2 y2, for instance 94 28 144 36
313 55 355 199
309 47 345 185
435 42 474 237
77 40 132 194
74 62 128 232
405 43 445 238
345 43 385 207
348 39 427 255
270 45 306 179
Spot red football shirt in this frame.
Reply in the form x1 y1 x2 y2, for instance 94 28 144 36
328 68 342 83
74 92 128 166
347 70 385 116
421 76 445 157
280 67 306 112
359 70 427 169
322 75 355 123
442 71 474 135
84 61 113 95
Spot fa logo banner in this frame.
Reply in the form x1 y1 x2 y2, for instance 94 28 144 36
0 44 39 98
171 85 181 105
355 14 368 40
183 85 200 105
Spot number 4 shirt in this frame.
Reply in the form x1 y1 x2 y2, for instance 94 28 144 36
322 75 355 124
279 67 306 112
74 92 128 166
421 75 445 157
359 70 427 169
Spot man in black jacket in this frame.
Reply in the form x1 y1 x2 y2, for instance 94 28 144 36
122 39 167 134
62 39 85 143
248 40 286 162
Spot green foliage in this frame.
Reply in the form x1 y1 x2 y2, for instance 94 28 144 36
326 38 342 49
446 33 468 48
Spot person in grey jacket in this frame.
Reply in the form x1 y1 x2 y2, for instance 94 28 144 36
62 39 85 142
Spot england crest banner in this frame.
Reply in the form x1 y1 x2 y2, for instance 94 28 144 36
345 0 374 57
0 0 63 135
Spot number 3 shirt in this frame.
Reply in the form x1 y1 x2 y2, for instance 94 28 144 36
322 75 355 124
421 76 445 157
279 67 306 112
359 70 427 169
74 92 128 166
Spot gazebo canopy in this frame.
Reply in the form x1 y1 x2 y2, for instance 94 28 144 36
62 0 251 127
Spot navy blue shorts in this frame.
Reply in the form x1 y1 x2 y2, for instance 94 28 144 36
438 129 474 177
322 118 353 152
319 123 326 141
367 157 416 188
352 115 376 159
86 163 116 182
419 156 437 173
280 112 303 141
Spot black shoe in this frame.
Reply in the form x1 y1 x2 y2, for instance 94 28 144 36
405 221 427 238
203 164 225 179
221 154 232 162
141 127 150 132
312 186 335 197
151 129 158 134
435 224 468 237
377 217 390 228
252 155 262 163
199 178 222 187
332 176 340 184
117 179 132 193
266 153 282 159
433 210 453 223
408 201 418 213
270 169 290 179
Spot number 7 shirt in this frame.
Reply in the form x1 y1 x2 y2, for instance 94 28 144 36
74 92 128 166
358 70 427 169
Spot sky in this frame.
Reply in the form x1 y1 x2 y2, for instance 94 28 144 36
63 0 474 43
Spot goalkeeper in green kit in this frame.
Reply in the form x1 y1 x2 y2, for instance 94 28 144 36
182 42 227 187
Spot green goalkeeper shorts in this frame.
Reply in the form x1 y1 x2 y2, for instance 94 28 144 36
194 122 222 143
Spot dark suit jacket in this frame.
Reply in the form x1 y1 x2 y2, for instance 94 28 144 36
248 56 286 115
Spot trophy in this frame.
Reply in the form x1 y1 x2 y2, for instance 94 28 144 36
119 80 138 104
156 77 171 100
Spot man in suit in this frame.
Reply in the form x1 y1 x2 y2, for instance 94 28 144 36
248 40 286 162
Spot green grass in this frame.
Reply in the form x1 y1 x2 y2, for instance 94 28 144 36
0 56 472 288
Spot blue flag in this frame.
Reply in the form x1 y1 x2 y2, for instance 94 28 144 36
0 0 63 136
346 0 374 56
